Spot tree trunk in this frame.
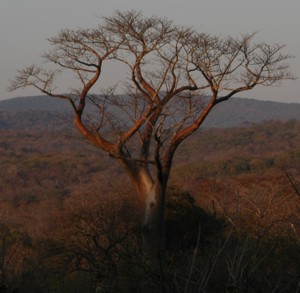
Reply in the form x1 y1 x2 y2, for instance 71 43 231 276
118 159 167 261
141 180 166 259
138 176 167 293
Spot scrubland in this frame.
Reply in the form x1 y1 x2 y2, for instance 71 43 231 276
0 120 299 292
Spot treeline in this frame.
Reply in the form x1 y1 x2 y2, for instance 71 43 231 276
0 120 299 291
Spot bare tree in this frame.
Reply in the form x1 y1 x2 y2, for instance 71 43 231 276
8 11 294 259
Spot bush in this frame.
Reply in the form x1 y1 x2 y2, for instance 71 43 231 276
165 188 225 251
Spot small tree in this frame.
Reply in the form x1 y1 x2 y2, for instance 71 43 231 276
9 11 294 259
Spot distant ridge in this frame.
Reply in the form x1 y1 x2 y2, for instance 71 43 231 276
0 95 299 130
203 97 300 128
0 95 71 112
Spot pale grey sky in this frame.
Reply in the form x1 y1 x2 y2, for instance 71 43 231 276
1 0 299 103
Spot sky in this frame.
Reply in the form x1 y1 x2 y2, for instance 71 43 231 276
0 0 299 103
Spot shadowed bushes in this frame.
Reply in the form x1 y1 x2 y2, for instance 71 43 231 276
0 186 299 292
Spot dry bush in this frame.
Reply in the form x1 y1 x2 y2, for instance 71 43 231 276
196 176 300 241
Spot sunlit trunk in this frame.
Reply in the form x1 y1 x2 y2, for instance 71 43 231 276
122 163 166 259
141 179 166 259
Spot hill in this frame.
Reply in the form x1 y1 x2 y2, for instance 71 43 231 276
203 97 300 127
0 95 299 130
0 95 71 112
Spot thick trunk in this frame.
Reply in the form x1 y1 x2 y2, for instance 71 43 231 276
120 162 167 292
142 180 166 259
117 159 167 259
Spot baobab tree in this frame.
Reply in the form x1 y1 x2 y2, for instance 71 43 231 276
9 11 294 259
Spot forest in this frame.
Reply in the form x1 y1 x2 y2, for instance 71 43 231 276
0 118 299 292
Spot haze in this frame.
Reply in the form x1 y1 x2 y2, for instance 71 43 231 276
1 0 299 103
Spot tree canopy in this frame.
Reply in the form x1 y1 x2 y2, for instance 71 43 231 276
9 10 295 259
9 11 294 175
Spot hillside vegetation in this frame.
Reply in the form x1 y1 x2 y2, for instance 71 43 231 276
0 119 299 292
1 96 300 130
